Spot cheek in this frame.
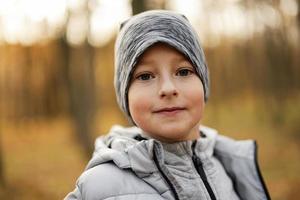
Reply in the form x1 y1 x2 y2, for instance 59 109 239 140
193 88 205 107
184 81 205 116
128 86 152 123
190 91 205 111
190 95 205 124
129 96 147 113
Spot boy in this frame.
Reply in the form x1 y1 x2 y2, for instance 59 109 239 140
65 10 270 200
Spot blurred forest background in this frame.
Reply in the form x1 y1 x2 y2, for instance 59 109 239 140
0 0 299 199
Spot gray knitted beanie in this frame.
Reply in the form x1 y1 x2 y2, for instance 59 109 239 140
114 10 209 122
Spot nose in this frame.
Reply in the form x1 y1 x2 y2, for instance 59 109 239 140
158 76 178 98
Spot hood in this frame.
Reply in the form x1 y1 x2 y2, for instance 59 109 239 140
85 125 218 172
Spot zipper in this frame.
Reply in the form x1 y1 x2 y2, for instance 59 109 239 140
192 141 217 200
153 148 180 200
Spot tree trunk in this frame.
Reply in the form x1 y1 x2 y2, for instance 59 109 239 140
58 0 96 159
68 44 95 158
60 36 95 158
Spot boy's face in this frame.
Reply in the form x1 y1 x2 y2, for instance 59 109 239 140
128 43 205 142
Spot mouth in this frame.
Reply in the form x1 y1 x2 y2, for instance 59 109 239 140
153 107 186 114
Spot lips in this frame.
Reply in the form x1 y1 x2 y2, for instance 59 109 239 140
153 107 186 113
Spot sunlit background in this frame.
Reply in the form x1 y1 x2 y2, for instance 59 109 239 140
1 0 298 46
0 0 299 199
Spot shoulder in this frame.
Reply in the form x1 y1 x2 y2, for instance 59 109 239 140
200 125 255 158
77 162 158 199
215 134 255 159
78 163 133 196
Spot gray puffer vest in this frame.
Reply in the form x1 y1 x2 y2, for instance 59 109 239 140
65 125 270 200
